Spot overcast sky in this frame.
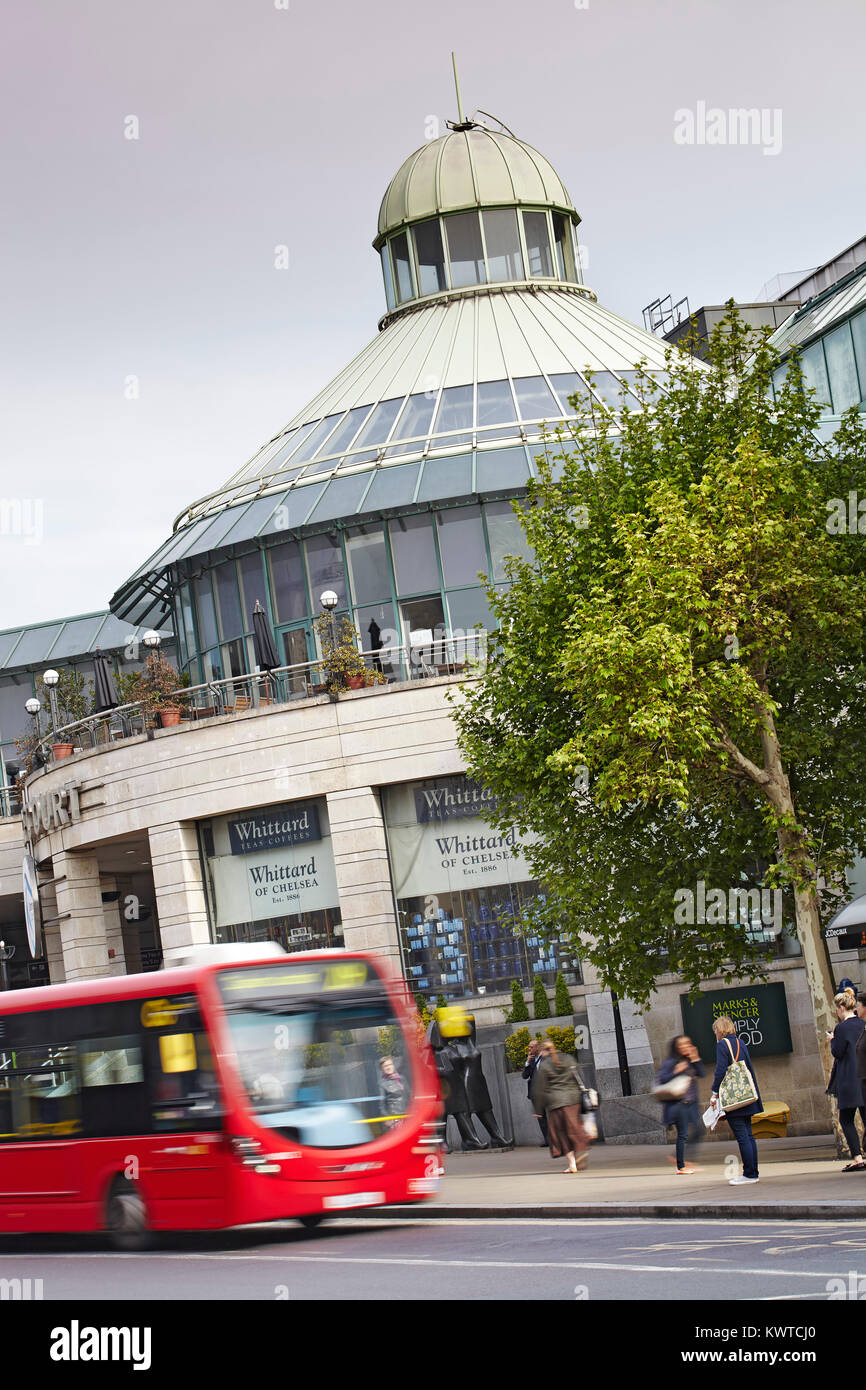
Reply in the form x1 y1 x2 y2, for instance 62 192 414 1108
1 0 864 630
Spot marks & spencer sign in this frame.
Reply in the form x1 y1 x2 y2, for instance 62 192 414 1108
680 982 793 1061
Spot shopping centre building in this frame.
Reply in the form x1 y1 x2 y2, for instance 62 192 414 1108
2 116 864 1138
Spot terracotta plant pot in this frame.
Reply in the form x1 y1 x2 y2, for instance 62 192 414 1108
158 707 183 728
52 742 74 759
344 674 365 690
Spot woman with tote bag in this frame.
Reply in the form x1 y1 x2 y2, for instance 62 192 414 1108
709 1016 763 1184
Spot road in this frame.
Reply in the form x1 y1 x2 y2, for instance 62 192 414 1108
2 1218 865 1300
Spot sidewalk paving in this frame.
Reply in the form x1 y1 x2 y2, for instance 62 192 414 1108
381 1135 866 1220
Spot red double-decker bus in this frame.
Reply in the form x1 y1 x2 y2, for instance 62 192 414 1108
0 945 444 1245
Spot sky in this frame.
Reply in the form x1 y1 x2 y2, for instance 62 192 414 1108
1 0 865 629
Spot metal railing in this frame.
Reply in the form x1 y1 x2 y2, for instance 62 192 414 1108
31 632 488 769
0 786 22 819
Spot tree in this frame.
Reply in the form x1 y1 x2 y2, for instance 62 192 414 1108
554 971 573 1016
452 305 866 1088
506 978 529 1023
533 976 552 1019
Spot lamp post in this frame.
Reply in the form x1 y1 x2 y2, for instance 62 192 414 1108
320 590 339 653
0 939 14 992
41 669 60 735
25 696 42 736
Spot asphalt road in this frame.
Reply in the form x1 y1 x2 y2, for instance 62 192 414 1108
2 1218 866 1300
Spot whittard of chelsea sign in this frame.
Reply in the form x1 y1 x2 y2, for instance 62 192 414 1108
228 801 321 855
414 779 499 823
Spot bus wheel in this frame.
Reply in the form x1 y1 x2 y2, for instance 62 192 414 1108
298 1214 327 1231
106 1175 151 1251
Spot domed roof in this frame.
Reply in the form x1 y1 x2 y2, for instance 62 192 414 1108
376 126 578 247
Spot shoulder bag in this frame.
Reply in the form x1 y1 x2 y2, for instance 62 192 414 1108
652 1071 693 1103
717 1037 759 1111
572 1067 599 1113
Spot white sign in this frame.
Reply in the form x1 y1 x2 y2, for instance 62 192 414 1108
23 853 41 958
210 842 340 928
389 814 535 900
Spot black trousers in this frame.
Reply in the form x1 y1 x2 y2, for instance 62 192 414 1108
839 1105 866 1159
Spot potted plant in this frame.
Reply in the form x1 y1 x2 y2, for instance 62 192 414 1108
129 651 187 726
34 668 93 758
313 613 386 695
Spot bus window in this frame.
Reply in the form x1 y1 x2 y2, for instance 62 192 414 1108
77 1036 149 1138
147 1020 222 1132
0 1044 80 1140
224 992 413 1149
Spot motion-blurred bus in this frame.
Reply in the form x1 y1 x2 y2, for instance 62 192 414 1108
0 945 443 1245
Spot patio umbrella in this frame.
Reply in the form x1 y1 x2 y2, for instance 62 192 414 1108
93 650 119 712
252 602 280 671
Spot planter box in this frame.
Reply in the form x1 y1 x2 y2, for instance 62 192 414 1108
52 743 74 759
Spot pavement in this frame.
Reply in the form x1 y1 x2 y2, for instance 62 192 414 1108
379 1134 866 1219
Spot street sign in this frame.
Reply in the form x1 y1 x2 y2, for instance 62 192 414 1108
22 853 41 959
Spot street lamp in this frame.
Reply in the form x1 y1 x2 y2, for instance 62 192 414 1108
42 669 60 733
320 590 339 652
142 630 161 650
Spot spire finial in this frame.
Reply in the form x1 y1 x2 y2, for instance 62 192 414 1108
451 52 466 126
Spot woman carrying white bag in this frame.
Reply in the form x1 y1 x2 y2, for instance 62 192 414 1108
709 1015 763 1185
653 1035 706 1174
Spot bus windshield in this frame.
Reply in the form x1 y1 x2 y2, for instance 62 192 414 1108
217 962 412 1149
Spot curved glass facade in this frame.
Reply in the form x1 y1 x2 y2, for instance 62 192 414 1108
171 498 532 684
379 205 581 311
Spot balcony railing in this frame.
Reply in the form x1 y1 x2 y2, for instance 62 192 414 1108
0 786 22 819
30 633 487 770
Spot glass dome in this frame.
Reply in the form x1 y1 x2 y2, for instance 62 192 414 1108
375 125 584 317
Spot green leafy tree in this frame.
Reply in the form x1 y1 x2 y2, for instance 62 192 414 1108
452 305 866 1085
505 978 529 1023
533 975 552 1019
554 971 573 1016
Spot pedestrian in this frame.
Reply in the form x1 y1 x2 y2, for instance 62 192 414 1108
709 1016 762 1185
825 988 866 1171
656 1035 706 1175
532 1040 590 1174
378 1056 407 1128
522 1038 548 1146
857 994 866 1080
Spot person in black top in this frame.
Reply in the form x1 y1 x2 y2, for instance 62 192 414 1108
523 1039 548 1145
826 988 866 1171
656 1035 706 1174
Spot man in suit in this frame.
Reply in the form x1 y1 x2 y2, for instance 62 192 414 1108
523 1039 548 1145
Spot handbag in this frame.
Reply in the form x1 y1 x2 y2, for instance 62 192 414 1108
717 1037 759 1111
652 1071 692 1103
572 1068 599 1113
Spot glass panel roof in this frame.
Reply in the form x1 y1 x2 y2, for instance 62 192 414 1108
46 615 105 660
361 462 421 511
512 375 559 420
305 473 373 526
416 453 472 502
7 624 63 666
476 445 530 492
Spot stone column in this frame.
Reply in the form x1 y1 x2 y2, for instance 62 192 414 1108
327 788 400 962
581 960 660 1142
99 875 127 978
148 823 211 960
39 876 66 984
52 848 110 981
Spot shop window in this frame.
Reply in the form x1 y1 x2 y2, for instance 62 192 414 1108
238 552 268 623
356 601 398 673
194 576 219 650
446 587 496 634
